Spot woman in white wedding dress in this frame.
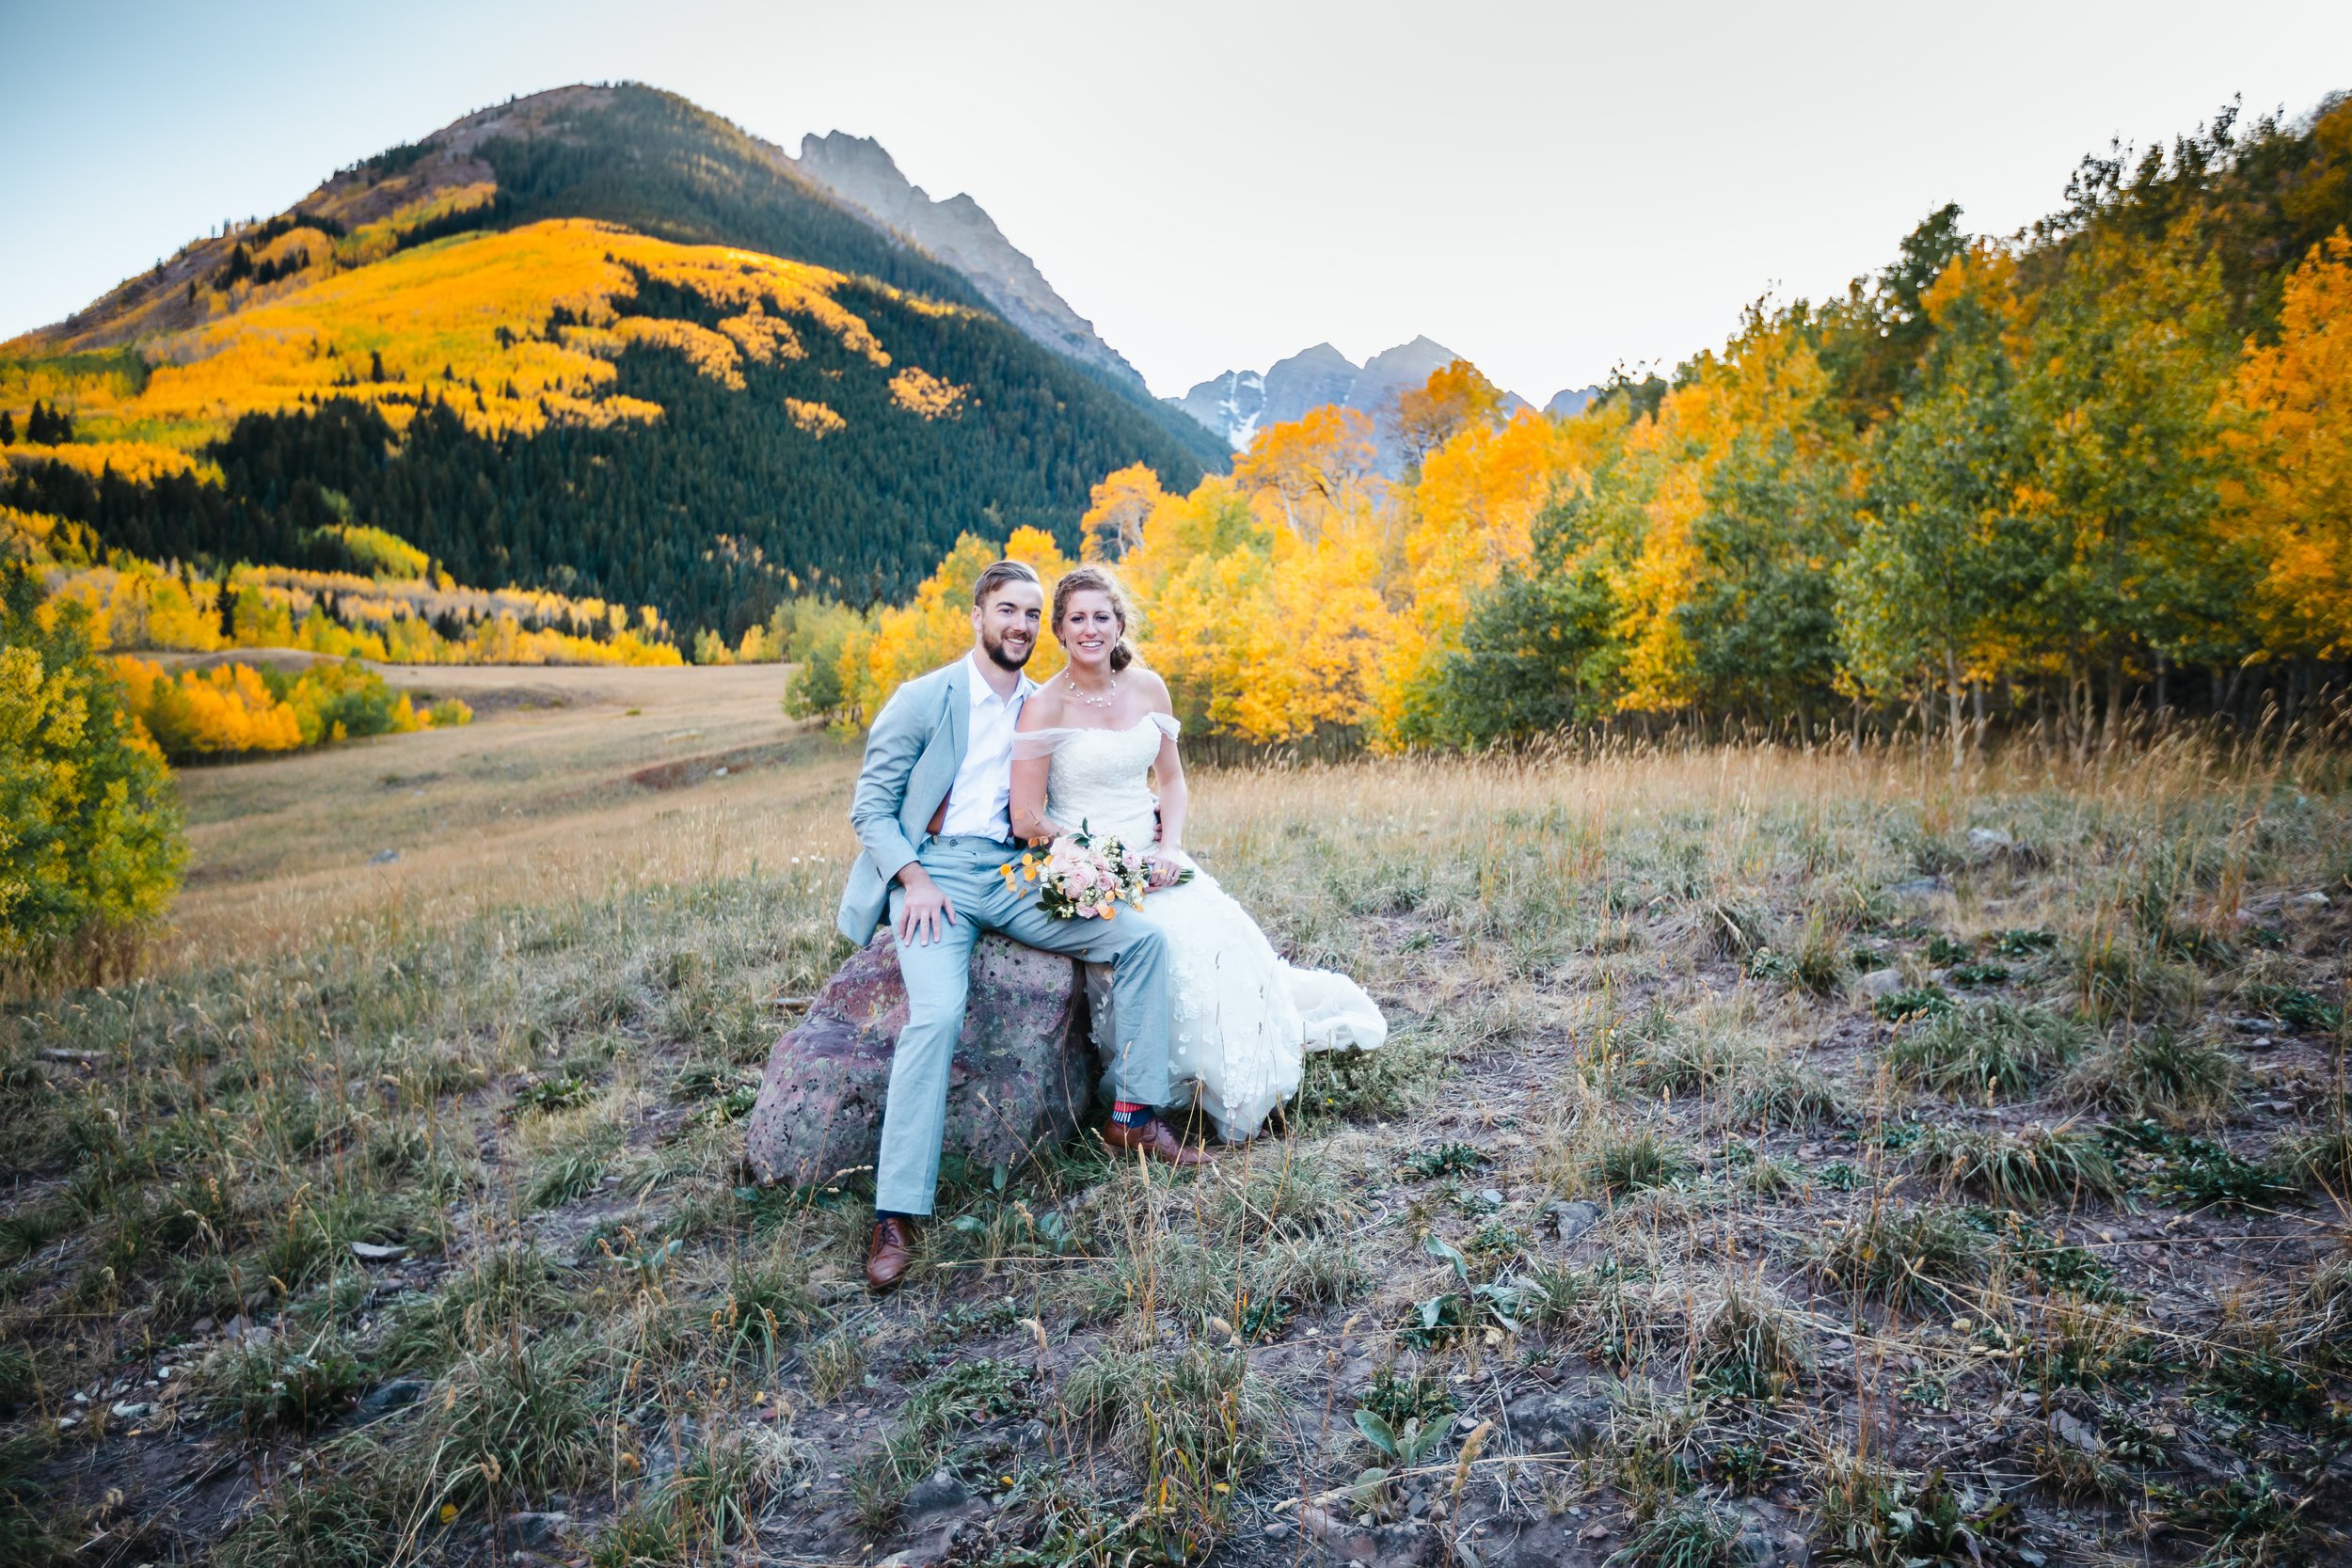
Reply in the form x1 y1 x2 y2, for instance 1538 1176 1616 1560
1009 566 1385 1143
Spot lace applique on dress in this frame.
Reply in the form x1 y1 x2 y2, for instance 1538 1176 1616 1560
1041 717 1386 1142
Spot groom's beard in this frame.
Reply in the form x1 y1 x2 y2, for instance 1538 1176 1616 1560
979 626 1034 672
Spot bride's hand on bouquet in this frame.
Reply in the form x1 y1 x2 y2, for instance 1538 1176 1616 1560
1145 848 1185 891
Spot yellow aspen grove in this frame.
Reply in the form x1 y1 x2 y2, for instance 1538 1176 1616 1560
1390 357 1508 473
1612 315 1839 714
886 367 970 420
1247 520 1395 739
1232 405 1379 543
1377 404 1617 742
2223 230 2352 659
38 557 683 668
1079 463 1167 562
8 220 912 451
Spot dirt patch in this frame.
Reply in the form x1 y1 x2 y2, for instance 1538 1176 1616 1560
411 681 574 718
628 738 811 790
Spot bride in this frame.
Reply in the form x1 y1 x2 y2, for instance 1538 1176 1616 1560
1009 565 1385 1143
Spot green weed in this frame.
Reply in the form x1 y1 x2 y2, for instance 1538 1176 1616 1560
2060 1029 2241 1124
1592 1132 1700 1194
1905 1123 2122 1207
1812 1205 1986 1312
1886 1003 2086 1100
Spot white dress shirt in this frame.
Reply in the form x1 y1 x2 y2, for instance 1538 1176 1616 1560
938 654 1026 840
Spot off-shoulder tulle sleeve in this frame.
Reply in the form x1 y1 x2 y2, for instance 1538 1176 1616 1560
1011 728 1082 760
1012 715 1180 760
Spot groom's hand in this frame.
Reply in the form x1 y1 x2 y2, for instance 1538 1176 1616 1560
895 864 958 945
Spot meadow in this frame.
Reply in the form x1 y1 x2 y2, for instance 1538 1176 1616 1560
2 666 2348 1568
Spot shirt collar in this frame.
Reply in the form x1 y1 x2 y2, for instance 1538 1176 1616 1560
965 652 1025 708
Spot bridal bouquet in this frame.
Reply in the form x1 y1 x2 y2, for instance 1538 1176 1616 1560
1000 823 1180 919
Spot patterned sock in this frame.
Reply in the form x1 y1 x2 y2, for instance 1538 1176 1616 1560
1108 1101 1153 1128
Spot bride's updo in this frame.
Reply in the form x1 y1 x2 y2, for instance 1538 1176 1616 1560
1052 564 1137 673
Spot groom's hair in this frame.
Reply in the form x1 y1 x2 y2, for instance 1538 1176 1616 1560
972 560 1041 605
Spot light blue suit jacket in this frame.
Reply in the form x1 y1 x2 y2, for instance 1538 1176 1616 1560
834 656 1036 942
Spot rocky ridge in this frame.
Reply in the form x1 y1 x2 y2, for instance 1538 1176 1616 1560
1173 337 1599 472
782 131 1149 394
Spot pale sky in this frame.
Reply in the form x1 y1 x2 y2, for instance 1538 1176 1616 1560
5 1 2348 403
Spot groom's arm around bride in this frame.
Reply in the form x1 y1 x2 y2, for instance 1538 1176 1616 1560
836 558 1204 1293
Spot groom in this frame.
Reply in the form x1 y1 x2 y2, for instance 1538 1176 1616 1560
837 558 1205 1292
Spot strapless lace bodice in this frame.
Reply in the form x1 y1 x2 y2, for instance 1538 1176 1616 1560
1025 708 1385 1143
1041 715 1176 848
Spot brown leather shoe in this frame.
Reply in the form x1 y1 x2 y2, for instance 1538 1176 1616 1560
865 1216 918 1292
1101 1117 1210 1166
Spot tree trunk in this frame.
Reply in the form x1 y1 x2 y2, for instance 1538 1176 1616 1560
1944 651 1966 774
2102 640 2125 752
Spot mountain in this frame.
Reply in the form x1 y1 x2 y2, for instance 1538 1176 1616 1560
1172 370 1264 448
1546 386 1600 418
1173 336 1531 473
0 84 1223 635
783 132 1148 395
1266 343 1363 429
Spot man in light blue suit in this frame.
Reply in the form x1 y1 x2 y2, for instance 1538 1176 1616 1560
837 558 1203 1291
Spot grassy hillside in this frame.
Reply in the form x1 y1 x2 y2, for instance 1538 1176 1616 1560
0 85 1221 637
1 690 2345 1564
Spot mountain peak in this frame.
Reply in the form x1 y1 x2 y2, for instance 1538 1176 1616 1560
1287 341 1358 367
783 132 1145 393
792 131 914 198
1171 337 1532 471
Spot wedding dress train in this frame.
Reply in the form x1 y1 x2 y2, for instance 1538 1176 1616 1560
1025 715 1386 1141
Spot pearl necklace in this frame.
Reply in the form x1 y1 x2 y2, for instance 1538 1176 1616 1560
1067 671 1119 711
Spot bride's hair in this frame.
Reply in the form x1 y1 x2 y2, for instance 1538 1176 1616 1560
1052 565 1136 673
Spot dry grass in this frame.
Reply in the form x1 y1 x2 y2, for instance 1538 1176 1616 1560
3 678 2348 1565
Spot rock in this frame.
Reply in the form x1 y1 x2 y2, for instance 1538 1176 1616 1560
1731 1512 1777 1568
1883 877 1946 902
357 1377 427 1421
348 1241 408 1261
901 1468 976 1522
744 934 1095 1188
1477 1187 1505 1209
1503 1384 1613 1455
883 1467 986 1567
1486 1514 1593 1568
1965 827 2014 854
2051 1408 2101 1453
369 848 399 864
2292 890 2331 909
1300 1507 1438 1566
110 1402 151 1419
220 1315 271 1346
1547 1199 1603 1243
505 1512 569 1549
1859 969 1904 999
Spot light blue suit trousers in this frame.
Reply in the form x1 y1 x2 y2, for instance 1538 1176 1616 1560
874 836 1174 1216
